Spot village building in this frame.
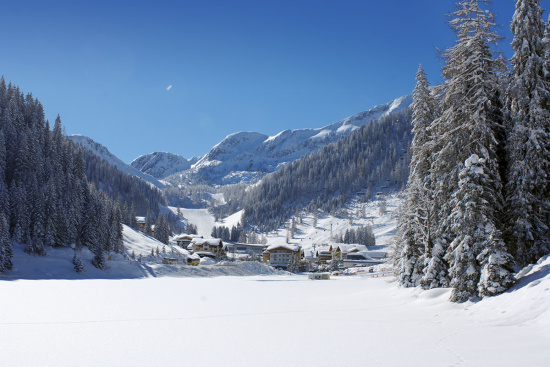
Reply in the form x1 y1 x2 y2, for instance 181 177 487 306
174 234 195 249
136 217 146 232
301 247 319 271
191 238 226 260
162 258 178 265
333 244 369 261
311 244 370 265
225 243 267 260
315 244 334 264
262 244 301 269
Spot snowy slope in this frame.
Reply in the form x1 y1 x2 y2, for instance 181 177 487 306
122 224 180 258
0 225 280 280
169 95 412 185
171 190 399 262
130 152 199 179
69 135 167 189
260 193 400 260
167 206 244 239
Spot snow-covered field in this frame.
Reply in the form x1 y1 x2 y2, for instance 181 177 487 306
1 257 549 367
1 194 549 366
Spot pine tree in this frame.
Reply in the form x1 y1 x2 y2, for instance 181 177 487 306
130 203 138 229
0 79 132 270
43 180 57 247
506 0 550 266
0 213 13 271
111 204 124 253
445 155 514 301
395 65 438 288
92 248 105 270
427 0 513 300
72 253 85 273
144 211 153 236
0 131 6 184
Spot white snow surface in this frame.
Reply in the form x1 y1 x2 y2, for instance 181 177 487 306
174 208 217 237
1 194 549 365
1 261 549 366
169 206 243 238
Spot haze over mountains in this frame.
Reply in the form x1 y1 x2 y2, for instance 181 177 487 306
72 95 412 187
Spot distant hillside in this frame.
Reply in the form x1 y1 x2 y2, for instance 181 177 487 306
69 135 167 189
242 108 412 231
130 152 199 179
165 95 412 185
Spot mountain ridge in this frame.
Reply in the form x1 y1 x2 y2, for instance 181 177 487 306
68 135 167 189
70 94 412 187
175 94 412 185
130 152 199 179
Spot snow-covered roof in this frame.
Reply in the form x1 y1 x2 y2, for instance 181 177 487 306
192 238 223 247
266 244 301 252
227 243 267 249
173 234 195 241
136 216 146 223
335 244 368 253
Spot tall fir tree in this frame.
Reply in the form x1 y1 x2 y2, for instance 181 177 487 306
0 213 13 271
427 0 513 301
395 65 438 287
506 0 550 266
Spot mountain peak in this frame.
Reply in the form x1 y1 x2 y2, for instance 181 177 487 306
68 135 166 189
170 94 412 185
130 152 199 179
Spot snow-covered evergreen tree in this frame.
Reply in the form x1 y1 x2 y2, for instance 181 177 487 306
0 213 13 271
92 248 105 270
72 253 85 274
158 214 171 245
506 0 550 266
445 155 514 302
420 0 513 300
0 78 132 269
395 65 438 288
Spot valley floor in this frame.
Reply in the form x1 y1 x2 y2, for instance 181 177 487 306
1 260 549 367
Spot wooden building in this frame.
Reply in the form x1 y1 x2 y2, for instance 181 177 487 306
262 244 301 269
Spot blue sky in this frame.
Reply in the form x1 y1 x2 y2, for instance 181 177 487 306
2 0 517 163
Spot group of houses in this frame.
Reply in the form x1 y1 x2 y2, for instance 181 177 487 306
171 233 383 270
135 219 382 270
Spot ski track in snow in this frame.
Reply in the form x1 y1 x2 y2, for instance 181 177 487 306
179 208 216 237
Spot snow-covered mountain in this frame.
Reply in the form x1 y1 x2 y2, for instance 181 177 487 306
130 152 199 179
171 95 412 185
69 135 167 189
